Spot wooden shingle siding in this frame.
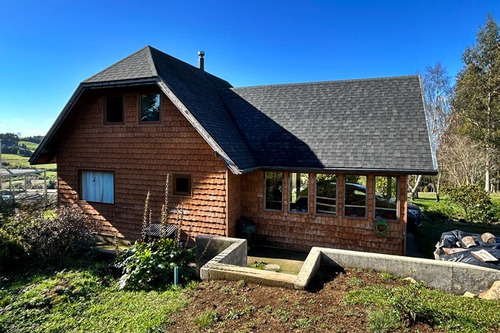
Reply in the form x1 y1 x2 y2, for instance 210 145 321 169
57 88 228 240
240 171 407 255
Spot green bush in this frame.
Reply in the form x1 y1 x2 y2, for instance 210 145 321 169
115 238 196 290
13 205 100 266
0 227 27 269
443 185 493 223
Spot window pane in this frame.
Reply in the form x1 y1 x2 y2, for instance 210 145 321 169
289 173 308 213
141 94 160 122
316 174 336 215
375 176 398 220
174 175 191 196
106 96 123 123
265 172 282 210
344 175 367 218
81 171 114 204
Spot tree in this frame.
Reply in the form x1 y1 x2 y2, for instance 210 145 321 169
422 63 452 200
453 15 500 191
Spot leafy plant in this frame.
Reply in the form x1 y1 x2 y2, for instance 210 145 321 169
194 310 219 328
13 205 100 266
443 185 493 222
367 309 401 332
115 238 196 290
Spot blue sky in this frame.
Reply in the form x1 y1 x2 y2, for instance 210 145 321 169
0 0 499 137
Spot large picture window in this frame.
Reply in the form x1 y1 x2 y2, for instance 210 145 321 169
316 174 336 215
140 93 160 122
344 175 367 218
81 171 114 204
375 176 398 220
265 172 283 210
289 173 309 213
105 96 123 123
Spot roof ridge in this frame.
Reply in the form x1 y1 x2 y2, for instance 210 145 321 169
233 74 420 90
83 46 157 82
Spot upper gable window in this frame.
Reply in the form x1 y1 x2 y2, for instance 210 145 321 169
105 96 124 123
140 93 161 122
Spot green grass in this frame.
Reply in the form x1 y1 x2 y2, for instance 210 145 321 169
345 282 500 332
19 141 39 151
0 262 189 332
2 153 56 171
410 192 500 258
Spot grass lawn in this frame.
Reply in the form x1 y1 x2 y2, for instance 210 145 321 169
410 192 500 258
0 258 190 332
18 141 39 151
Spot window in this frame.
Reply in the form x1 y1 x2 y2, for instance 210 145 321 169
81 171 114 204
316 174 336 215
265 172 283 210
344 175 367 218
140 93 160 122
105 96 123 123
289 173 309 213
173 174 191 196
375 176 398 220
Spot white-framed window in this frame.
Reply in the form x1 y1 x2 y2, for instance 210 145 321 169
344 175 367 218
315 174 337 215
375 176 398 220
81 170 114 204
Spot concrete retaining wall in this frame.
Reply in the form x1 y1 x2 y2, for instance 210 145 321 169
196 235 500 294
317 247 500 294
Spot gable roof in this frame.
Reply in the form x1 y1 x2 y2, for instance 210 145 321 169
30 46 256 173
31 46 436 175
221 76 437 174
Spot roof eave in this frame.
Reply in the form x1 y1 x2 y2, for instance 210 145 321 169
238 166 438 176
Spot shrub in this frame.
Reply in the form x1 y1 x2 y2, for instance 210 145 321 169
13 205 100 266
367 309 401 332
115 238 196 290
443 185 493 223
0 227 27 269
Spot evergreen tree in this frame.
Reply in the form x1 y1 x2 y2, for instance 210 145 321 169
453 15 500 191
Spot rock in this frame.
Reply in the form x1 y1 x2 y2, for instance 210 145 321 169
263 263 281 272
463 292 477 298
402 277 417 284
479 281 500 300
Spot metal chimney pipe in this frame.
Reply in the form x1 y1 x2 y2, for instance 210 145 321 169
198 51 205 71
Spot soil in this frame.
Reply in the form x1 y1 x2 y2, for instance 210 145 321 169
168 267 440 332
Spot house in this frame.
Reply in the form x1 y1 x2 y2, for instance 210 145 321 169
30 46 437 255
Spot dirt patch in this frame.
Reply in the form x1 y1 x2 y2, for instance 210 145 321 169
168 268 439 332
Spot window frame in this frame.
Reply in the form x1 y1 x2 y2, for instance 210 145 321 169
264 171 283 211
173 174 192 197
139 93 162 124
315 173 337 216
374 175 399 222
343 174 368 219
79 170 115 205
288 172 309 213
104 95 125 125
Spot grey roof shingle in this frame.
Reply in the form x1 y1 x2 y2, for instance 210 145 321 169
31 46 436 175
221 76 436 173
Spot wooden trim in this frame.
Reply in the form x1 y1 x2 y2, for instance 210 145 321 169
172 174 192 197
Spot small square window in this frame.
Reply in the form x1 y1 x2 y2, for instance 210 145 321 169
105 96 123 123
173 174 191 196
140 93 160 122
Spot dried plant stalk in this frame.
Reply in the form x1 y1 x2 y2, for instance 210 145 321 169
141 190 150 241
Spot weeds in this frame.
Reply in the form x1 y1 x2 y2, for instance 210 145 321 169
194 310 219 328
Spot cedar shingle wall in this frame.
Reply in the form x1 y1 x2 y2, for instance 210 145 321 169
57 88 228 240
226 171 241 237
240 171 407 255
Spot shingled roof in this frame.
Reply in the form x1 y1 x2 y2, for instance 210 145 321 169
221 76 437 174
31 46 436 175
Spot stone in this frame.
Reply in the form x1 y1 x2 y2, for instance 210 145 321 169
402 277 417 284
463 291 477 298
479 281 500 300
263 263 281 272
